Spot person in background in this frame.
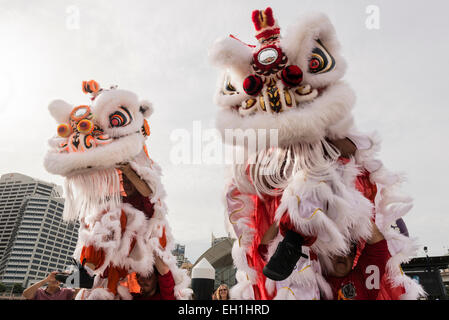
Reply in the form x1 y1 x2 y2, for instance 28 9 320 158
212 284 230 300
22 271 79 300
131 255 176 300
325 221 390 300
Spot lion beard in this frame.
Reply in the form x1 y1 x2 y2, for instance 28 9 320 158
232 138 341 198
63 168 122 222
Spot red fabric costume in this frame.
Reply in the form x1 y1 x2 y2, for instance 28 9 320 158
274 157 406 299
123 193 155 220
327 240 390 300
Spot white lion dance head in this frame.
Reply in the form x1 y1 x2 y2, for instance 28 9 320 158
212 7 353 145
210 8 425 300
44 81 191 300
45 81 153 221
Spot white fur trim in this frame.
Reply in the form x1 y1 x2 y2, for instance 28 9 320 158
44 133 145 176
209 36 253 80
229 270 255 300
282 12 347 89
354 130 425 299
139 99 154 118
92 89 145 139
70 152 191 300
48 99 74 123
216 81 355 147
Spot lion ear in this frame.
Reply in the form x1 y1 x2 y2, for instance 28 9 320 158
48 99 73 123
282 12 346 88
209 36 253 78
139 100 153 118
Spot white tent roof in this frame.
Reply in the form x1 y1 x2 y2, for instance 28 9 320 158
191 257 215 279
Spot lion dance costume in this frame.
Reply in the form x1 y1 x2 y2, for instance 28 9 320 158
210 8 425 300
44 81 191 300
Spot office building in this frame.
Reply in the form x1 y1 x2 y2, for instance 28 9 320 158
0 173 79 288
172 243 191 268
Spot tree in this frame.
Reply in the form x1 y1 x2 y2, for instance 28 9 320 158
0 282 6 293
12 283 24 294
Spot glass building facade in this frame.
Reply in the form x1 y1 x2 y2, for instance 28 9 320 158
0 173 79 287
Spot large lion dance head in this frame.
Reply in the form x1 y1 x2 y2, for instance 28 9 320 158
211 8 354 148
211 8 358 197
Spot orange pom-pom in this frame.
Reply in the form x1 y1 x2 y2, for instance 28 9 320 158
82 80 100 94
77 119 94 135
57 123 72 138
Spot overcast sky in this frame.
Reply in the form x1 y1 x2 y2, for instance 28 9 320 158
0 0 448 262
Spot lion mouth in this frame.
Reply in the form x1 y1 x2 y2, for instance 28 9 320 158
45 131 145 177
56 130 141 154
227 83 324 116
112 130 140 140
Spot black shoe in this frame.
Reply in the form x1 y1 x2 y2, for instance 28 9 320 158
263 230 307 281
76 258 95 289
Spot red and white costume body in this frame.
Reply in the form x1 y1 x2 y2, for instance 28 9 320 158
44 82 192 300
211 8 425 300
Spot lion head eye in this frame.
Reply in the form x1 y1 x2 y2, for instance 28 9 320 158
109 106 132 128
308 39 335 74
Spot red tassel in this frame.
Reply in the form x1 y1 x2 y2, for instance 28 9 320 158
229 34 256 48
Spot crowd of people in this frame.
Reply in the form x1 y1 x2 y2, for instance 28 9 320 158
22 255 177 300
23 221 388 301
23 269 232 301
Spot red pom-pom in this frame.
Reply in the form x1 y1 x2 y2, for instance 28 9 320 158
252 7 276 32
252 10 262 31
243 75 263 96
281 65 303 87
264 7 275 27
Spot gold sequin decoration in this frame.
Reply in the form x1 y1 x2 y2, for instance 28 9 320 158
259 95 266 111
267 78 281 113
284 89 292 107
245 98 256 109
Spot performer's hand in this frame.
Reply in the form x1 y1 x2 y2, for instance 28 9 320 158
84 262 96 271
117 162 132 174
45 271 58 283
366 221 385 245
328 137 357 158
117 161 152 197
154 255 170 276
